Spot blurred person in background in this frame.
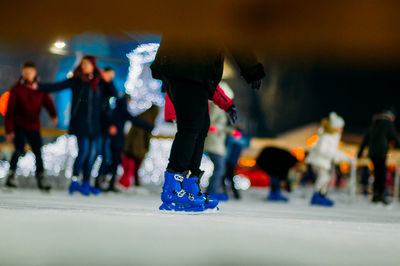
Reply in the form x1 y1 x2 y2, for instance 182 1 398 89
38 55 105 196
223 127 250 200
358 107 400 204
256 146 298 202
105 94 154 192
94 67 118 189
151 36 265 212
117 104 159 190
306 112 352 207
204 84 236 201
4 61 57 191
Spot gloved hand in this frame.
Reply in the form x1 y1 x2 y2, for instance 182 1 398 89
227 104 238 125
251 79 262 90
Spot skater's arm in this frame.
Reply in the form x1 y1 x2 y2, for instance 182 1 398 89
228 48 266 84
358 131 370 158
124 110 154 132
212 85 233 111
4 87 17 134
39 78 76 93
388 123 400 148
42 93 57 120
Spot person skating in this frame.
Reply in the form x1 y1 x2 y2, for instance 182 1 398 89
117 105 159 190
4 61 57 191
256 146 298 202
38 55 107 196
204 85 235 201
106 94 154 192
306 112 351 207
151 36 265 212
223 128 250 200
94 67 118 190
163 83 238 207
358 107 400 204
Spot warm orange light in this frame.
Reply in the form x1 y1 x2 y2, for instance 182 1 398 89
339 162 350 174
0 91 10 116
306 134 319 147
290 147 305 161
238 158 256 168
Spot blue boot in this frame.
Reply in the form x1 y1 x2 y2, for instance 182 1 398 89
183 175 219 211
310 192 334 207
79 180 91 196
69 179 81 195
268 189 289 202
159 171 205 212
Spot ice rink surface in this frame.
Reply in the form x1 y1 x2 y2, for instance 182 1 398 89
1 188 400 266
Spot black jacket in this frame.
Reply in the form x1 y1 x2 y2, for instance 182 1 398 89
358 114 400 159
256 147 298 180
40 78 104 138
151 36 265 96
110 97 154 149
99 80 118 136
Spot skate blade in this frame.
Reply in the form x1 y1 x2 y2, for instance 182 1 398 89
159 202 205 213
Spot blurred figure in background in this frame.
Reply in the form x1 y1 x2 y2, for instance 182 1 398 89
117 104 159 190
256 146 298 202
105 94 153 192
39 55 105 196
358 107 400 204
223 127 250 200
94 67 118 189
4 61 57 191
204 84 235 200
306 112 351 207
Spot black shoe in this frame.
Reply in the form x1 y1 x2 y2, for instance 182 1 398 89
36 172 51 192
105 186 120 193
372 194 391 205
5 171 17 188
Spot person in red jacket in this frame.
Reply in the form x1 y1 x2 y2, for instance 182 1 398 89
4 61 57 191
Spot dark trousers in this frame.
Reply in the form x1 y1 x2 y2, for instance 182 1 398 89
371 157 387 196
223 162 240 199
10 126 44 175
165 77 210 175
97 136 112 176
109 145 123 187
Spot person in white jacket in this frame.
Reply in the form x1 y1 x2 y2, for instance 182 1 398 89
306 112 351 206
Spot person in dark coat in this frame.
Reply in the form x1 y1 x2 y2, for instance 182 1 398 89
151 35 265 211
39 55 105 196
94 67 118 189
256 146 298 202
106 94 154 192
4 61 57 191
358 107 400 204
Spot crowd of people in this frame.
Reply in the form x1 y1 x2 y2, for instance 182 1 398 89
4 57 155 196
2 42 399 213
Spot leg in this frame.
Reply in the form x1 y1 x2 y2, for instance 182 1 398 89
83 138 101 182
9 127 26 172
25 130 44 176
188 109 210 176
109 145 123 189
118 154 135 188
6 127 26 187
372 157 386 201
132 156 143 186
72 137 90 177
207 153 226 193
314 167 331 195
166 78 210 173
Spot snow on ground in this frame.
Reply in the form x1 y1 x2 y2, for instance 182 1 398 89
0 188 400 266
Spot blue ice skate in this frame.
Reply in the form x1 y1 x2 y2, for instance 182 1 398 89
69 179 81 195
310 192 334 207
79 180 92 196
89 186 102 195
183 175 219 211
159 171 205 212
268 189 289 202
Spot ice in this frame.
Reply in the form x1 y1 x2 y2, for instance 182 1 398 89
0 188 400 266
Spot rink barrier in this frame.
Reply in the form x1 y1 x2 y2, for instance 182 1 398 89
394 165 400 200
